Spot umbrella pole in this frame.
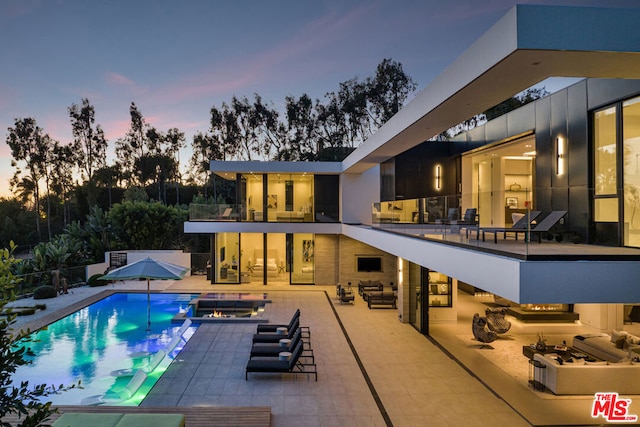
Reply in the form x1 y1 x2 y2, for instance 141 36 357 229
146 278 151 331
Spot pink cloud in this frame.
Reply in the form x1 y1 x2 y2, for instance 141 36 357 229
105 71 136 87
103 72 149 99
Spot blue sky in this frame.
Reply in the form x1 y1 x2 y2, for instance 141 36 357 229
1 0 639 197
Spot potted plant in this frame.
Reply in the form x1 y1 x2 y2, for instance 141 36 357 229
536 332 547 351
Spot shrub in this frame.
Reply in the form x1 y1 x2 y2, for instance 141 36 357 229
16 308 35 316
88 273 107 287
33 285 57 300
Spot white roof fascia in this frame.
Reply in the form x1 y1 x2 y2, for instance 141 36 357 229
210 160 342 175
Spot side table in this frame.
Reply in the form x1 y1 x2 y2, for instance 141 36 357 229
528 359 546 391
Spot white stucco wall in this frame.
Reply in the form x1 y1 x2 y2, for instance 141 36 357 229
341 165 380 225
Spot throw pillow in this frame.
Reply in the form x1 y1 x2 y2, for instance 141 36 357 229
611 329 628 343
616 335 627 349
626 335 640 349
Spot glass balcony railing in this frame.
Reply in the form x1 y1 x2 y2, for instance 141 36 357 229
369 187 610 255
188 203 336 223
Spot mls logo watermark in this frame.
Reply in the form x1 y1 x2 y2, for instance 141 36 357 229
592 392 638 423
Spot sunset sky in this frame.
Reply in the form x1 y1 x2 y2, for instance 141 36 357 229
1 0 639 198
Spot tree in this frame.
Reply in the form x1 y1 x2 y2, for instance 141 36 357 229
188 132 218 198
6 118 52 241
0 198 38 249
230 95 263 160
39 136 61 241
484 87 550 121
366 58 418 127
164 128 186 205
0 242 77 426
68 98 108 207
115 102 149 184
107 201 187 250
441 86 551 139
315 95 348 158
280 94 318 161
253 94 285 159
93 165 122 209
50 144 76 228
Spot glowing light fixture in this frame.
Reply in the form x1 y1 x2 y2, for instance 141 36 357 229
556 137 565 175
435 165 442 190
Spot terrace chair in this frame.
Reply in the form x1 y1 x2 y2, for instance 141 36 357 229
111 349 167 377
339 287 355 304
525 210 569 243
175 318 192 338
81 370 148 405
130 334 183 359
252 318 299 343
220 207 233 220
435 208 459 231
451 208 479 238
479 210 542 243
245 340 317 381
250 328 314 362
256 309 300 334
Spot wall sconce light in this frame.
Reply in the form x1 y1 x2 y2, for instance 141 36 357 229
556 137 565 175
435 165 442 190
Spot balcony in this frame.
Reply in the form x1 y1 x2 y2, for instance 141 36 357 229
189 203 338 224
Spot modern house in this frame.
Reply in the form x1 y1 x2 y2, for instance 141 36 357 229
185 4 640 335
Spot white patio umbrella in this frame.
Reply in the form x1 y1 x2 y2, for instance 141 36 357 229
100 257 189 331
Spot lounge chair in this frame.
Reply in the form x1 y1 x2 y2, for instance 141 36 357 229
256 309 300 333
434 208 459 231
451 208 479 238
479 210 542 243
81 370 147 405
220 207 233 220
339 287 355 304
111 349 167 377
130 334 183 359
524 210 569 243
252 318 299 343
245 340 317 381
250 328 313 362
175 318 192 337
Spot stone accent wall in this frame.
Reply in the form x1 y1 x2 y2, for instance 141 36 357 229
314 234 339 286
337 235 396 288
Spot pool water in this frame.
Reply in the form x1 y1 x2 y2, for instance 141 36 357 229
12 292 199 406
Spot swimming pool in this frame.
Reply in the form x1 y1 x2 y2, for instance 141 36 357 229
12 292 199 406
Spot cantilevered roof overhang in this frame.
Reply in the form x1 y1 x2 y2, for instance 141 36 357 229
342 4 640 173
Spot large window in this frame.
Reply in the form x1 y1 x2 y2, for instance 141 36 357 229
291 233 314 284
265 174 314 222
594 106 619 228
243 174 264 221
215 233 239 283
592 96 640 247
623 97 640 246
